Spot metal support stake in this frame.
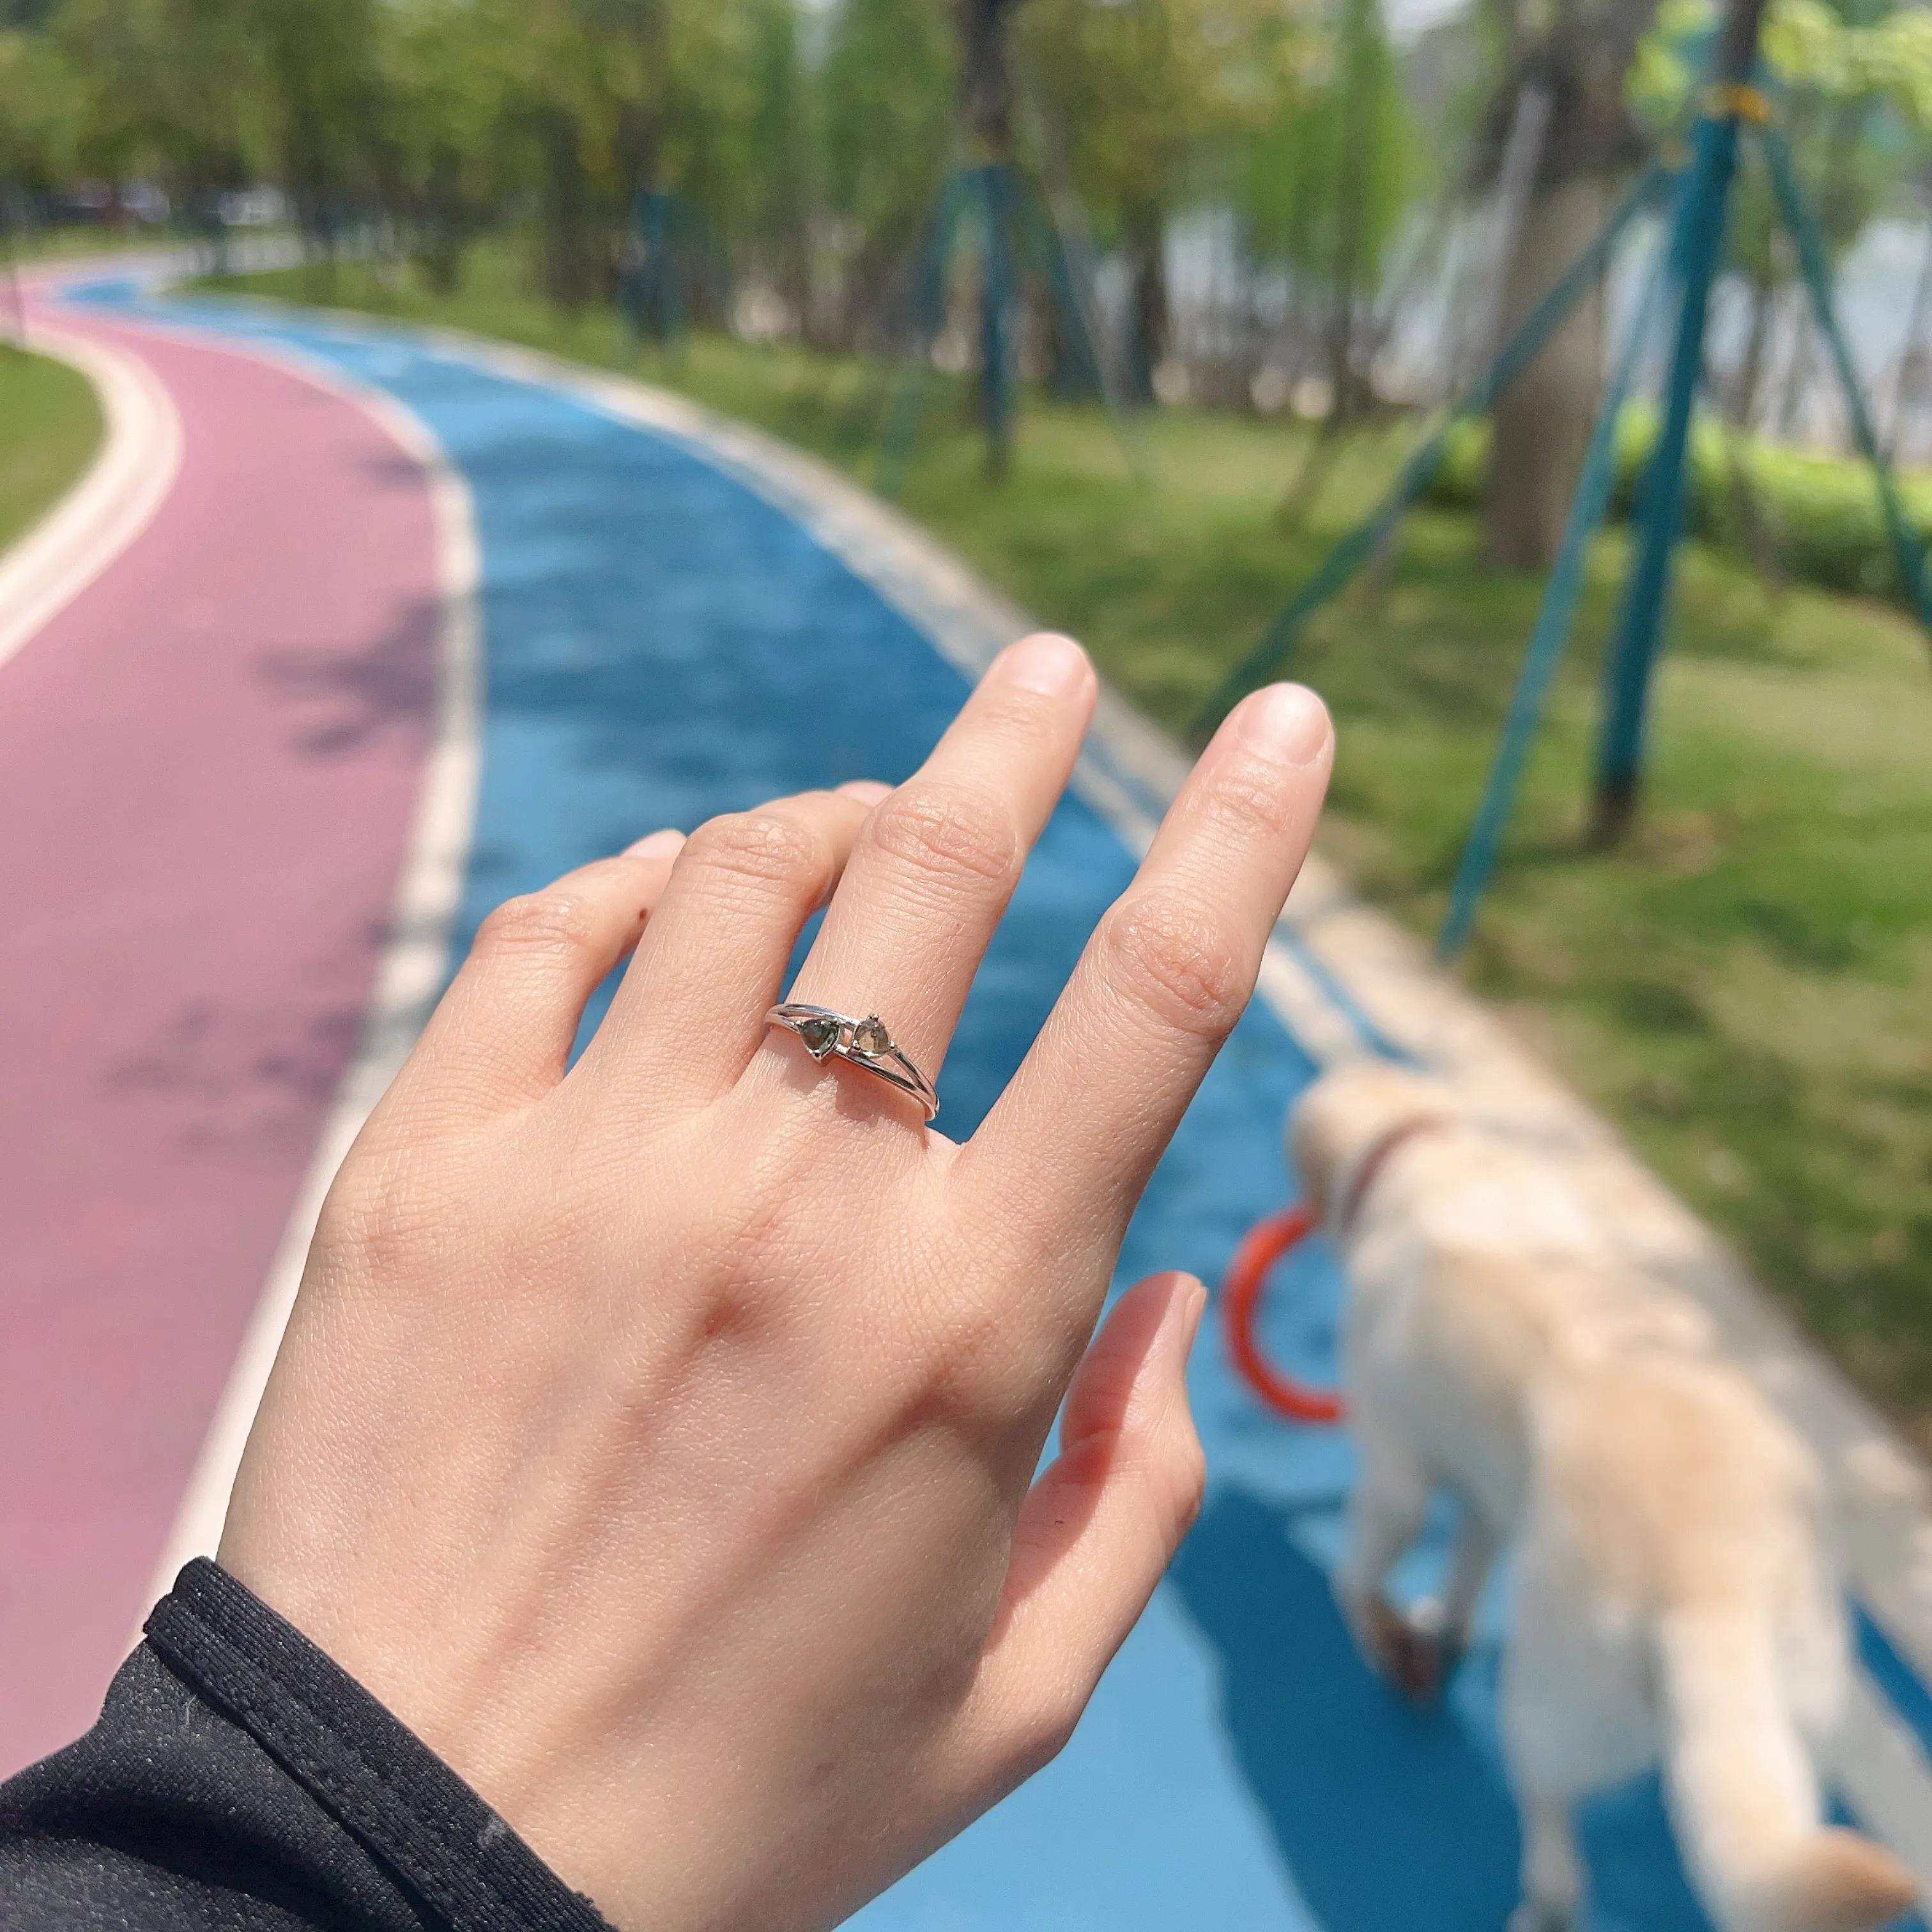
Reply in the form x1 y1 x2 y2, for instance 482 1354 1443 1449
1589 0 1770 843
979 164 1015 482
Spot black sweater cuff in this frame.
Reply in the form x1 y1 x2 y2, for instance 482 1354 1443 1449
0 1558 615 1931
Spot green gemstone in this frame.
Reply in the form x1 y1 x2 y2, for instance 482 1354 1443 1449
798 1015 841 1059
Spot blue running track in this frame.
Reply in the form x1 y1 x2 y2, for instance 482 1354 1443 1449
58 279 1896 1932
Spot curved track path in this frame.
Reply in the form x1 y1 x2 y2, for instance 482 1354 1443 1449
1 293 441 1771
3 270 1926 1931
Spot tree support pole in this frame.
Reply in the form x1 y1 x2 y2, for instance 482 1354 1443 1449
877 173 975 499
1193 162 1665 735
979 163 1015 482
1438 224 1673 960
1588 0 1770 845
1759 125 1932 642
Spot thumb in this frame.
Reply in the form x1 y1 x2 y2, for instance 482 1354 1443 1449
957 1270 1208 1792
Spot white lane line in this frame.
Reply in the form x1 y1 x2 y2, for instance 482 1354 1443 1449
134 342 482 1616
0 325 182 677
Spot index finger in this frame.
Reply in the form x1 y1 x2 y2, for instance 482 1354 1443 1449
956 682 1332 1276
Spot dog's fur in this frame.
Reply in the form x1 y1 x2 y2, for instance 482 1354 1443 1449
1291 1059 1920 1932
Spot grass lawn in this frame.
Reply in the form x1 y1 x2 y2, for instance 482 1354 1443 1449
204 251 1932 1448
0 343 102 556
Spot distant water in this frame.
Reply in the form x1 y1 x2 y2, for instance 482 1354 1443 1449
1158 192 1931 466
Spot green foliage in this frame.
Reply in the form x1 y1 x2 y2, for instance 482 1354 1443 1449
1765 0 1932 132
1231 0 1416 296
819 0 953 234
1023 0 1324 247
1427 403 1932 604
0 29 82 189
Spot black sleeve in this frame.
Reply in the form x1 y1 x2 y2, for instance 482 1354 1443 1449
0 1558 616 1932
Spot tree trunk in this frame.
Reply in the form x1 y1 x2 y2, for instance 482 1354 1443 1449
956 0 1021 474
539 107 595 316
1886 210 1932 460
1324 0 1381 427
1125 203 1168 404
1484 175 1609 569
1478 0 1657 569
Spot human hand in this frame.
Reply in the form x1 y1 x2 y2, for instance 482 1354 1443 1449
218 634 1333 1932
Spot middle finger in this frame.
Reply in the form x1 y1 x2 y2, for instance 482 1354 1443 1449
758 633 1097 1117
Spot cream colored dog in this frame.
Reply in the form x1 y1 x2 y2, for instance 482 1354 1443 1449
1290 1058 1919 1932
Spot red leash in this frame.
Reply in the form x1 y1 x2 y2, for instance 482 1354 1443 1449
1220 1206 1346 1424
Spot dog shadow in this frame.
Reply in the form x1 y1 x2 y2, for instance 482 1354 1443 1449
1168 1483 1717 1932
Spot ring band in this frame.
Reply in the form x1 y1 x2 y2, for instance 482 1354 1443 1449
765 1003 939 1121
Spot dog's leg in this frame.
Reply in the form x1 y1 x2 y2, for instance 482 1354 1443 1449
1337 1431 1438 1698
1509 1793 1582 1932
1420 1503 1502 1682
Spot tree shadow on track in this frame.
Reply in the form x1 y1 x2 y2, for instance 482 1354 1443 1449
256 592 440 760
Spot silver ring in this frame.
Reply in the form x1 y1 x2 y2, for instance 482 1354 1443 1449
765 1004 939 1121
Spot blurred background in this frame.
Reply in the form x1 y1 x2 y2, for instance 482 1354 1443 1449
1 0 1928 1451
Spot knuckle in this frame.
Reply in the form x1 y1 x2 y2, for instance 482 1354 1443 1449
907 1289 1034 1422
1099 892 1248 1040
1204 756 1308 843
316 1142 440 1280
868 782 1018 889
683 810 828 894
475 889 603 964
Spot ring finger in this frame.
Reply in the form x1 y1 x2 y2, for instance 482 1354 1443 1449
579 783 880 1112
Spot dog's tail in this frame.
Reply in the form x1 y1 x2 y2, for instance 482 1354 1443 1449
1659 1600 1919 1932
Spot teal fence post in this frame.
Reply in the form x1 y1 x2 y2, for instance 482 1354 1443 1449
1590 0 1770 841
1017 179 1147 483
1438 226 1675 960
1190 162 1665 737
979 163 1015 480
1758 125 1932 640
878 172 970 500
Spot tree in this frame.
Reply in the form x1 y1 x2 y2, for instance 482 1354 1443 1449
248 0 384 256
1234 0 1415 433
0 27 81 195
1476 0 1662 570
1023 0 1314 401
816 0 956 348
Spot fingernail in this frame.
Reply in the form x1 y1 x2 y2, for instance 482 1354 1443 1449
1154 1273 1208 1365
625 828 685 857
1177 1278 1208 1353
1232 684 1330 767
836 779 892 804
988 631 1091 700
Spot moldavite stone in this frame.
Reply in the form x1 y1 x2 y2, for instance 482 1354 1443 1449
798 1015 841 1059
852 1016 891 1057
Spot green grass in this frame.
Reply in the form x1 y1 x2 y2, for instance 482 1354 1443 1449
201 249 1932 1447
0 343 102 555
6 226 174 268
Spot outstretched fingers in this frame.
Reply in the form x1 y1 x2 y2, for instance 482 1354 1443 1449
953 1272 1207 1791
961 682 1332 1269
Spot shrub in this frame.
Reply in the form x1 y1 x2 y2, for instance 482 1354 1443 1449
1423 406 1932 608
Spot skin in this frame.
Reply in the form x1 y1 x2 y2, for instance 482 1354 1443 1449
219 633 1334 1932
